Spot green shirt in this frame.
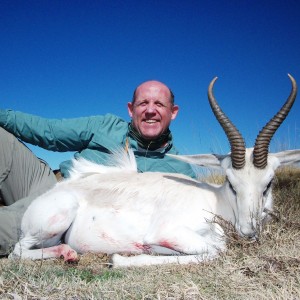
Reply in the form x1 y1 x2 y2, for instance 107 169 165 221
0 110 197 179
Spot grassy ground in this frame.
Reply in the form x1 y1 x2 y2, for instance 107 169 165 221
0 168 299 299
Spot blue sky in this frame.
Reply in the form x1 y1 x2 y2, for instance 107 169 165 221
1 0 300 169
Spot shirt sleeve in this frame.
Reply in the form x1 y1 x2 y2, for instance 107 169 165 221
0 109 123 152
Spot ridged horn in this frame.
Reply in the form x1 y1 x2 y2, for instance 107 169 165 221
208 77 246 169
253 74 297 169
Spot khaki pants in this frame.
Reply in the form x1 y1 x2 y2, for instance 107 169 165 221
0 128 57 255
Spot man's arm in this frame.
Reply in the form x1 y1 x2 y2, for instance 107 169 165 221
0 110 120 152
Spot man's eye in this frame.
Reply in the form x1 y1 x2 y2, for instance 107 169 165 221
136 102 147 107
155 102 166 108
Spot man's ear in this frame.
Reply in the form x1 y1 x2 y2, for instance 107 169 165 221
171 105 179 120
127 102 133 118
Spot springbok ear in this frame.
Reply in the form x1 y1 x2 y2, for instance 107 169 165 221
167 153 228 168
270 149 300 166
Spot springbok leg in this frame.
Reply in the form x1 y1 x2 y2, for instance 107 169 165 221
10 188 79 261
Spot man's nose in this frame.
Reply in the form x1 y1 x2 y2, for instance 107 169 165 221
145 104 156 113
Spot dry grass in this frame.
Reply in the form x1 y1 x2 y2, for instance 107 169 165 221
0 168 300 299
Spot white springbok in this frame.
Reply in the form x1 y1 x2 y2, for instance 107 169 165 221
10 75 300 267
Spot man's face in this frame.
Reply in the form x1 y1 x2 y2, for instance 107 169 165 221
128 81 179 140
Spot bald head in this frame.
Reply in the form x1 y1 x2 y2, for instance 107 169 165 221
132 80 175 105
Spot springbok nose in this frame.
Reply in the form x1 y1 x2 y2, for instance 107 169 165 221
240 230 257 240
246 232 257 240
239 226 257 239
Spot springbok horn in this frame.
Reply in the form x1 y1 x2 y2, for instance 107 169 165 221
253 74 297 169
208 77 246 169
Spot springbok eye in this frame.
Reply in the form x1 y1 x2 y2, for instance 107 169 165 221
228 181 236 195
263 180 273 196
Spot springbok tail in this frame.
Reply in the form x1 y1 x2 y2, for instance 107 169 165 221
69 147 137 179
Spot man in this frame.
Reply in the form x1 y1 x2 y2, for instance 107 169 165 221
0 80 196 255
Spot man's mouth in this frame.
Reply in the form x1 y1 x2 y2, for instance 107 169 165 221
145 120 158 124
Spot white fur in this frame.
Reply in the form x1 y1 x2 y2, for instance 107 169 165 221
69 147 137 179
9 147 300 267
